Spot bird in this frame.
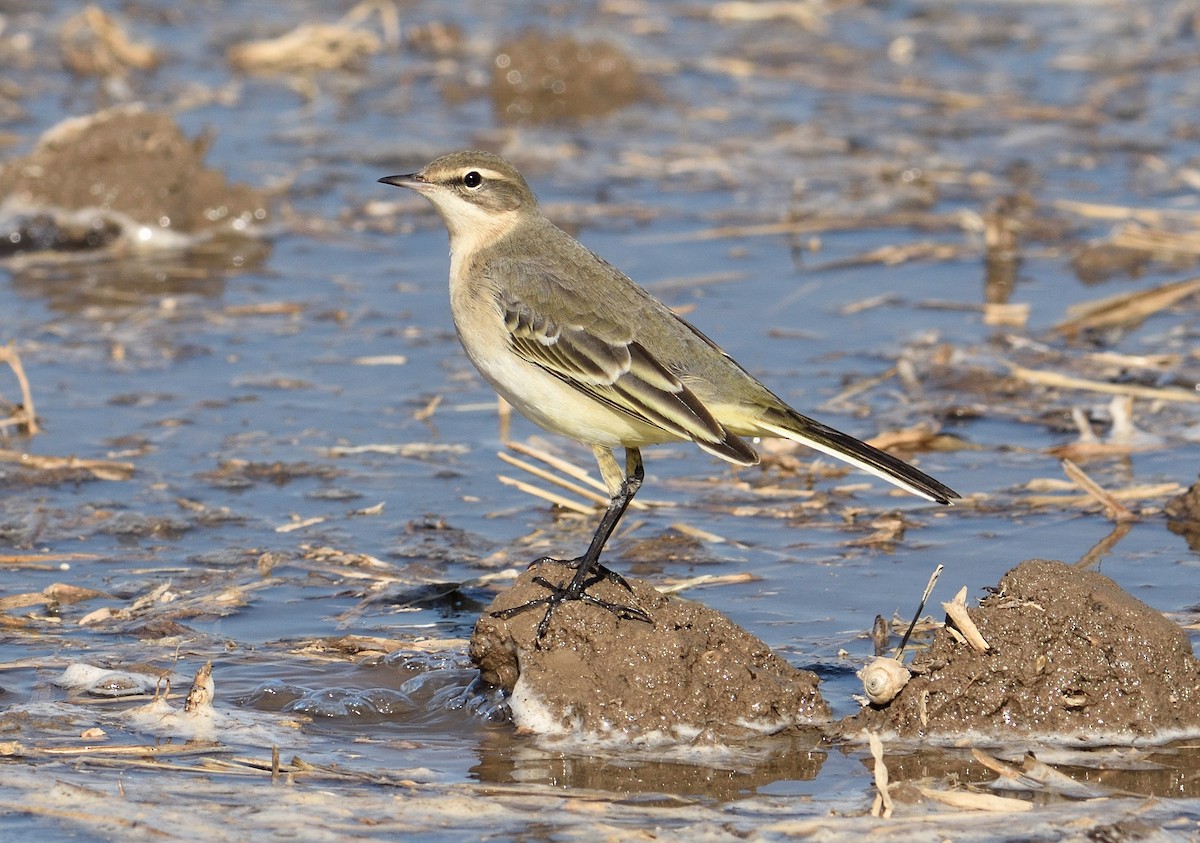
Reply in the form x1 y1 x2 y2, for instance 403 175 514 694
380 150 959 638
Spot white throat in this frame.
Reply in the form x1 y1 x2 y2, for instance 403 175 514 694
430 195 521 259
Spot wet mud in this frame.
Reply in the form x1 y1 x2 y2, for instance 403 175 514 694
490 30 651 123
471 560 828 741
1166 477 1200 551
0 106 268 253
845 559 1200 741
4 0 1200 837
475 558 1200 747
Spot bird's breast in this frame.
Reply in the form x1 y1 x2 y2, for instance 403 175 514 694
446 265 673 450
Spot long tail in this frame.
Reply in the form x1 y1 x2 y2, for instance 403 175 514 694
755 408 959 505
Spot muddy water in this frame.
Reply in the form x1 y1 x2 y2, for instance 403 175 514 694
3 0 1200 838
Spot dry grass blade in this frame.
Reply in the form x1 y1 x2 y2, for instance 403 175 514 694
1061 459 1138 523
916 786 1032 812
668 522 726 543
1017 753 1112 799
1053 199 1200 227
38 742 221 758
223 301 306 316
0 799 157 832
227 0 396 73
711 1 827 30
983 302 1031 328
353 354 409 366
1110 224 1200 256
506 440 608 494
813 241 972 271
1021 481 1181 511
275 515 326 533
496 451 610 508
658 572 756 594
497 474 594 515
1054 276 1200 336
971 749 1111 799
820 367 897 411
498 443 659 511
971 748 1031 784
647 211 967 244
0 552 99 567
1004 362 1200 404
326 442 469 458
0 449 133 480
60 4 161 76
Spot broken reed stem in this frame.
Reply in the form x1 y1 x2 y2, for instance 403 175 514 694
1021 481 1180 510
821 366 897 411
501 441 653 510
497 474 594 515
942 586 990 653
1005 361 1200 403
506 440 608 493
915 785 1032 813
0 342 40 435
0 449 134 480
496 451 611 507
1060 459 1138 523
1053 198 1200 227
1054 276 1200 336
894 564 943 659
658 571 755 594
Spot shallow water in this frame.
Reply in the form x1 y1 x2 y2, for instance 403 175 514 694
3 0 1200 838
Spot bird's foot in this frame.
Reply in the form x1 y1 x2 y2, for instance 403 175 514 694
491 563 653 640
525 555 636 593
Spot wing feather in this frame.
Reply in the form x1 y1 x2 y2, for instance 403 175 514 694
495 257 756 465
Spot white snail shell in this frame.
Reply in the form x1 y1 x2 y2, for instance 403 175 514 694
858 657 911 705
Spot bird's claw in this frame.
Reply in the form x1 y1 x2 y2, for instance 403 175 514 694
528 555 636 593
492 568 652 641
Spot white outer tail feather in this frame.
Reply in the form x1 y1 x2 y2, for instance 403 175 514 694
753 421 944 504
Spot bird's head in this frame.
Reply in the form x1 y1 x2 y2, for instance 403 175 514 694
379 150 538 251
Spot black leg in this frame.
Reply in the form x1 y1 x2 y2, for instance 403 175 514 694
491 448 653 639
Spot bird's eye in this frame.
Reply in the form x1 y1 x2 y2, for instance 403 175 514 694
462 171 483 189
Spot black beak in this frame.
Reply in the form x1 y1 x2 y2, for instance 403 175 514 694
378 173 423 188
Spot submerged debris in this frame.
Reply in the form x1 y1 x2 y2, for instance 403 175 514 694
55 663 161 697
227 2 398 75
59 5 161 77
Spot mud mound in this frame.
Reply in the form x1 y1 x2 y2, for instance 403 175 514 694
470 561 828 742
0 105 268 255
844 559 1200 741
490 30 651 123
1166 477 1200 551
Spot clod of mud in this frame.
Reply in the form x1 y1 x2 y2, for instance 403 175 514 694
0 105 268 256
1166 477 1200 551
490 30 652 123
471 561 828 742
842 559 1200 741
